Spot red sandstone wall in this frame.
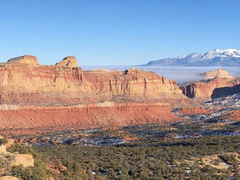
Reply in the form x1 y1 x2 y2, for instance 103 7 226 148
0 103 179 131
0 64 188 106
181 78 240 99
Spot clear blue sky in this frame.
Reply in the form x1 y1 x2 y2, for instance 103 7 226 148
0 0 240 66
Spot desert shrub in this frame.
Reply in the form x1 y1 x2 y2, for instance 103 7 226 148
7 144 41 159
0 138 8 145
219 154 237 164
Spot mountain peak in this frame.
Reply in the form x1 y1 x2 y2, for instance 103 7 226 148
201 49 240 60
212 48 239 53
144 49 240 67
211 49 240 55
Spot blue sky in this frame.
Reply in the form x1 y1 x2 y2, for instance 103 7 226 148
0 0 240 66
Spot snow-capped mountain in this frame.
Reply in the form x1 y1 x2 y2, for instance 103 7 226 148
144 49 240 66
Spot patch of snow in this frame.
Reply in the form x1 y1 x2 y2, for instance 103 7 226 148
201 49 240 60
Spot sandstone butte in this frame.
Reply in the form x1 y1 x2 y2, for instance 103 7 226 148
200 69 233 79
0 55 195 133
7 55 39 65
181 69 240 100
55 56 77 67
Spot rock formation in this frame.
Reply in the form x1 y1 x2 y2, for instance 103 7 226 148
7 55 39 65
181 69 240 99
200 69 233 79
55 56 77 67
0 141 34 168
10 154 34 168
0 62 191 108
0 55 194 133
0 103 180 132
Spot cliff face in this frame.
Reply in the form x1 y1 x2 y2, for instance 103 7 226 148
0 64 188 107
0 56 190 133
0 103 179 131
181 77 240 99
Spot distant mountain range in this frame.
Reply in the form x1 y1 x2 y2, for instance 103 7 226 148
143 49 240 66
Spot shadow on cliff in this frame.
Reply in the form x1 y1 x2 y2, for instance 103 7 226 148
211 84 240 99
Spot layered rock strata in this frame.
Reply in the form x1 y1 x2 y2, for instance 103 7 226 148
0 63 190 107
0 55 192 132
0 103 179 131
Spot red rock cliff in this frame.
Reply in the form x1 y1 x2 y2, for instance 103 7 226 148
181 69 240 99
181 77 240 99
0 103 179 131
0 64 189 107
0 56 193 133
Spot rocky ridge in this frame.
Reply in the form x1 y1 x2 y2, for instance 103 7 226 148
0 58 190 107
0 55 190 133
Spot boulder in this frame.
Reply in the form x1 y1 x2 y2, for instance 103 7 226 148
7 55 39 65
55 56 77 67
10 154 34 167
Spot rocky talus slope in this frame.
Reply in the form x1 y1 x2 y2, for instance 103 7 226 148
0 55 192 133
